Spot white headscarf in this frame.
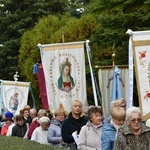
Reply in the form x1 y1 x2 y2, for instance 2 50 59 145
38 116 50 124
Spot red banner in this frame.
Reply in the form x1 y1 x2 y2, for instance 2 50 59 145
37 64 49 110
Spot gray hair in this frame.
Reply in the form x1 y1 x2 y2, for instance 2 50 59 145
37 109 47 116
126 106 141 120
30 108 37 114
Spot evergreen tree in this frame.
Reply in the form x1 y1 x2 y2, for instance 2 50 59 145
0 0 68 80
87 0 150 66
67 0 90 17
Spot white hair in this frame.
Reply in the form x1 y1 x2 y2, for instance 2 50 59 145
30 108 37 113
126 106 141 120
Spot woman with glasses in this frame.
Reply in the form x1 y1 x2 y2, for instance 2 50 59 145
102 107 126 150
78 106 103 150
114 106 150 150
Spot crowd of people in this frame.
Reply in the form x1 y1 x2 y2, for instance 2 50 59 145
0 99 150 150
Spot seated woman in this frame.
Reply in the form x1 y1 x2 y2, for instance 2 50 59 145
1 117 13 136
47 109 65 147
27 109 47 139
102 107 126 150
11 115 29 138
114 106 150 149
31 116 50 144
78 105 103 150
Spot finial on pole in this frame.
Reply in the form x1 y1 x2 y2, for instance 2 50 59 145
14 71 19 81
62 30 64 43
112 53 115 67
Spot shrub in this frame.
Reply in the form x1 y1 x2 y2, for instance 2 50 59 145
0 135 62 150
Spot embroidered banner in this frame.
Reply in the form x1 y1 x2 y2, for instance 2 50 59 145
131 30 150 120
38 42 87 112
1 80 30 115
98 66 128 118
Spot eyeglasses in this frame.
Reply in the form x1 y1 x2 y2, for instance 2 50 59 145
129 118 142 123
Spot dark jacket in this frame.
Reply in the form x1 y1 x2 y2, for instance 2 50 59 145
62 112 88 144
12 122 28 138
24 116 32 125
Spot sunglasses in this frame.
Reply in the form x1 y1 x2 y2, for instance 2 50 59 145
129 118 142 123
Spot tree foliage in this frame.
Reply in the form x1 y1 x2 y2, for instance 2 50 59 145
0 0 68 80
1 0 150 107
87 0 150 67
19 13 97 106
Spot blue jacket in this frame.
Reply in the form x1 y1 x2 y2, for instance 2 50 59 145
47 118 62 146
102 117 116 150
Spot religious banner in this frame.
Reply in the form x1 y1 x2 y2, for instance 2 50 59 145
1 80 30 115
98 66 128 118
131 30 150 120
38 41 87 112
33 63 49 110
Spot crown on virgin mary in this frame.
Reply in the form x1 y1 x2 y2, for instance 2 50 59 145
61 58 71 67
59 58 72 73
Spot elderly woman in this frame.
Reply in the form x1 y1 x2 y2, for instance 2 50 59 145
47 109 65 147
27 109 47 139
102 107 126 150
31 116 50 144
78 105 103 150
114 106 150 150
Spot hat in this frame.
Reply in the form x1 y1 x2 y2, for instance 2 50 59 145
5 111 14 118
38 116 50 124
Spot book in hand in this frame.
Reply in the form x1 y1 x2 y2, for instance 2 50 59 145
72 131 79 145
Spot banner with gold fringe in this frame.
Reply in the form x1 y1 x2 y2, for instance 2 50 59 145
98 66 128 118
131 30 150 120
1 80 30 115
38 42 87 112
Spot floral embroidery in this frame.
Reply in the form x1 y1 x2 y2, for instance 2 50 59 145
138 51 147 67
144 91 150 101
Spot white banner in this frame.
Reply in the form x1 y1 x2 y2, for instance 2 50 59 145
1 80 30 115
38 42 87 112
98 66 128 118
132 30 150 120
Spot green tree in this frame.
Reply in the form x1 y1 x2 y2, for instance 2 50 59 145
87 0 150 67
86 0 150 105
19 13 97 107
0 0 68 80
67 0 90 17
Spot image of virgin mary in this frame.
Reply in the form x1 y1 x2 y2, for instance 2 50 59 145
57 58 75 93
9 93 19 111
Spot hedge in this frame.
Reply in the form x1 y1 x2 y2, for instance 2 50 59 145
0 135 63 150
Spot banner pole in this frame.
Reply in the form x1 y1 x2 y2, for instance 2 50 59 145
86 40 98 106
29 83 36 109
126 29 133 109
